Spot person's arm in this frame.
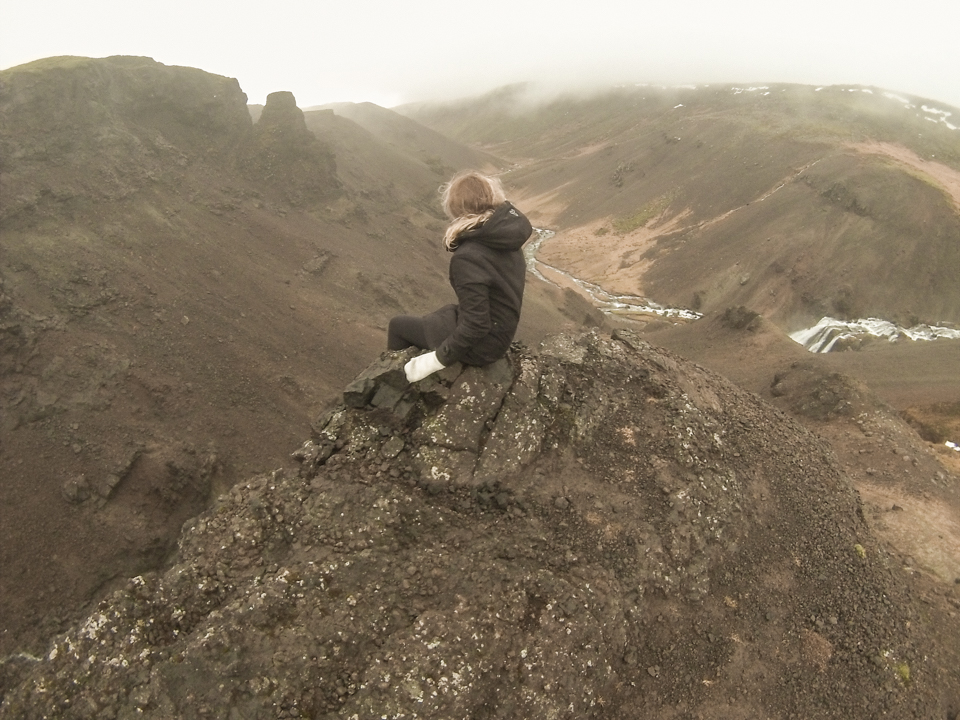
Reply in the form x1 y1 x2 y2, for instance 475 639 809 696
405 250 492 382
405 281 490 381
438 280 490 362
405 283 490 382
435 260 491 367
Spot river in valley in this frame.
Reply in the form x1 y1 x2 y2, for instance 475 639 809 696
524 229 702 322
527 229 959 353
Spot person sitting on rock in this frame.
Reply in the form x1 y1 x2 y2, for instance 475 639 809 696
388 171 533 383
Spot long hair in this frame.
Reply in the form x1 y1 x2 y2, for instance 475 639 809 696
441 171 506 250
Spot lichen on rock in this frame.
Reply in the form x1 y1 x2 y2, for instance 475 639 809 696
0 331 944 719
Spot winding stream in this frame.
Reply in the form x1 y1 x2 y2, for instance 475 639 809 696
524 229 702 321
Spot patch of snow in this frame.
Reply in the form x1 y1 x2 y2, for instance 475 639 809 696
883 92 911 105
920 105 956 130
791 316 960 353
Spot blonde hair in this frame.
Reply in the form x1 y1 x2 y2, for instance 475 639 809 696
441 171 507 250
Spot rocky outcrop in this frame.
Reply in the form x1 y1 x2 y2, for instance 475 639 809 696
0 332 946 718
0 56 252 159
0 56 253 222
245 90 340 205
0 57 339 223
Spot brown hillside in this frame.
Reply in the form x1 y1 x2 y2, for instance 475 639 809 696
0 56 583 656
311 101 502 178
404 83 960 330
300 108 443 211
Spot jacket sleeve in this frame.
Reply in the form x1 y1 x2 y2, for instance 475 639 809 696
435 255 492 366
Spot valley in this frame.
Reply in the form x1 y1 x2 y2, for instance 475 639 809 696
1 58 959 718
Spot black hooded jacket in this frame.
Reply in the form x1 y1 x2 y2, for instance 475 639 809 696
434 202 533 366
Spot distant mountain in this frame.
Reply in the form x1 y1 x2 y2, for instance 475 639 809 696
302 108 441 211
402 83 960 331
308 101 501 177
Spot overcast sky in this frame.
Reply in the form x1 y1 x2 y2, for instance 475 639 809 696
2 0 958 111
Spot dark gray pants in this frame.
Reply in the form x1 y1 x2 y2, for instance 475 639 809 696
387 305 458 352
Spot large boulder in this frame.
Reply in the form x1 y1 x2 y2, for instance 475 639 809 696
0 331 947 718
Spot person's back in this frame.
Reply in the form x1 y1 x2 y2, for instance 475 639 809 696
387 171 533 382
436 200 530 366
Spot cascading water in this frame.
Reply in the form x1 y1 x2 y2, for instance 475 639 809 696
790 316 960 353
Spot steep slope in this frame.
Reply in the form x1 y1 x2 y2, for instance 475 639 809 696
1 331 954 718
311 101 502 177
302 108 443 213
0 56 583 656
652 310 960 582
403 83 960 330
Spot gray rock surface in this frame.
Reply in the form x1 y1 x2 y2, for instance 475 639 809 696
0 332 948 719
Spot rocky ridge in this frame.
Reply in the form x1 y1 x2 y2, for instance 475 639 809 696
0 56 251 223
0 331 946 719
0 57 339 225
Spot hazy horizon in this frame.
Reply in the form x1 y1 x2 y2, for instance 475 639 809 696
2 0 959 111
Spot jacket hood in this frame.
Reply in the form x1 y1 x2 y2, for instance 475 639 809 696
456 202 533 252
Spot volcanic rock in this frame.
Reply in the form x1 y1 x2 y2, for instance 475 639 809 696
245 90 340 205
0 331 947 718
0 55 253 223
